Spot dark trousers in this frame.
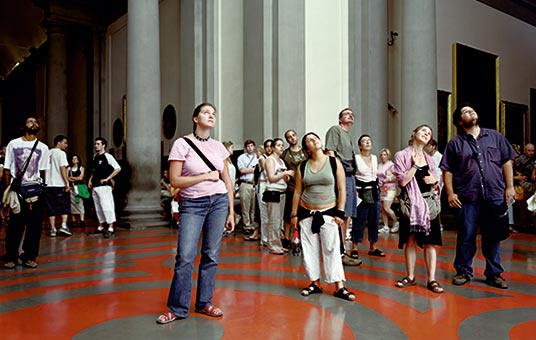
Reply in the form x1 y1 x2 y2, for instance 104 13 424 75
4 199 44 263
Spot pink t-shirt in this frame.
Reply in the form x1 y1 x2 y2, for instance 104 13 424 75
168 137 230 199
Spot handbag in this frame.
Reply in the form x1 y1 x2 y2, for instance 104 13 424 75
75 184 91 199
514 185 524 201
262 190 281 203
11 139 44 201
361 189 375 204
399 188 440 220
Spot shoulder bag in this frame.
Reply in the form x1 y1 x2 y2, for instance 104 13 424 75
11 139 44 201
182 137 222 180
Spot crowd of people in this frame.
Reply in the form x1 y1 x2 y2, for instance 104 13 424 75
1 103 532 325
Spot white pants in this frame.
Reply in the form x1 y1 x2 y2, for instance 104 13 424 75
300 214 346 283
92 186 116 224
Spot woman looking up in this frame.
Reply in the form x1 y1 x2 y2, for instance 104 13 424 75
157 103 235 324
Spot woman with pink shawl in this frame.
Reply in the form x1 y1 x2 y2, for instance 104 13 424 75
392 124 444 294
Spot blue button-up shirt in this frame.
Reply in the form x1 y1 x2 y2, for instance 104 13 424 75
440 128 516 202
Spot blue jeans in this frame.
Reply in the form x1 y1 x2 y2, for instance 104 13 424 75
351 197 380 244
454 200 504 278
167 193 228 317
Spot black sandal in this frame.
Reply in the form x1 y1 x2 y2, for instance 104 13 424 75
301 283 323 296
333 287 355 301
368 249 386 257
395 276 416 288
426 280 444 294
350 250 359 259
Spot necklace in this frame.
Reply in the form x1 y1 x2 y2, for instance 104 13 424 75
193 131 209 142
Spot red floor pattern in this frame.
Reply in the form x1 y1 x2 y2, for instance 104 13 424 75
1 225 536 339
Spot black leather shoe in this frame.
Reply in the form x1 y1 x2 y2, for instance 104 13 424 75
486 274 508 289
104 230 115 238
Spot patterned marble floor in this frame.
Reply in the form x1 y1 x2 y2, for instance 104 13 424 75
1 224 535 340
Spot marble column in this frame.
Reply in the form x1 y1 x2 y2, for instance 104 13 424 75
400 0 437 143
45 21 69 145
123 0 165 228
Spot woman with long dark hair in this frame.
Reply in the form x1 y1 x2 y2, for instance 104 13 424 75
157 103 235 324
290 132 355 301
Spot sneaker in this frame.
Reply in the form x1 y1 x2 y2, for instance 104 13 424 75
90 228 104 235
104 229 115 238
50 227 57 237
390 222 400 233
452 272 471 286
379 225 390 233
59 226 72 236
486 274 508 289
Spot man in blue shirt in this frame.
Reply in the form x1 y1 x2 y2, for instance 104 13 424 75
441 105 516 289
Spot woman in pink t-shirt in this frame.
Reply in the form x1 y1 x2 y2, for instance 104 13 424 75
157 103 235 324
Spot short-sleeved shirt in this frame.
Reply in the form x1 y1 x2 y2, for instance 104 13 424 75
282 147 307 191
440 128 516 202
168 137 229 199
91 153 121 187
46 148 69 187
514 154 535 181
237 152 258 182
325 125 356 161
4 137 49 185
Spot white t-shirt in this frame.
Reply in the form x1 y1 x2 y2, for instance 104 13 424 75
46 148 69 187
4 137 49 185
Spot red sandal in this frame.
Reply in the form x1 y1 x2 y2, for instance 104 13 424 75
195 305 223 317
156 312 181 324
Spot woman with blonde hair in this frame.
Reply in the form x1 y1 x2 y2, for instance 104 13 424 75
378 148 399 233
393 124 443 294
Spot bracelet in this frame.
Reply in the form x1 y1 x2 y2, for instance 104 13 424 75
290 212 298 218
412 164 419 169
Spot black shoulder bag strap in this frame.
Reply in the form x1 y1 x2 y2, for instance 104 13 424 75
17 139 39 179
182 137 222 180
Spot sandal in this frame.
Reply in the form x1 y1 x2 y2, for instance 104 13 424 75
333 287 355 301
395 276 416 288
195 305 223 317
350 250 359 259
368 249 386 257
301 283 323 296
244 234 260 241
426 280 444 294
156 312 181 324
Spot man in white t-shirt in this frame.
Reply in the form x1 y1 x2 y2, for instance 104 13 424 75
3 117 49 269
44 135 72 237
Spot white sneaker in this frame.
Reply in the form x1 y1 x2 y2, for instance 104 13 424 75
50 227 57 237
59 226 72 236
379 226 390 233
390 222 400 233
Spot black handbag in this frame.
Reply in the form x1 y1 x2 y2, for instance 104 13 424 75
262 190 281 203
12 139 44 200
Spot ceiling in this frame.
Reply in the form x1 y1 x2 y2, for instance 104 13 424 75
0 0 535 81
0 0 126 81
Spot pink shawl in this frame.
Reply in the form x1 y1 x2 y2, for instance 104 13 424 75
393 146 438 235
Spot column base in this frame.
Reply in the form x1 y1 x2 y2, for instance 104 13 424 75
118 209 170 230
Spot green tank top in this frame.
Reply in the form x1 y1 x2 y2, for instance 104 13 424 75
301 158 336 205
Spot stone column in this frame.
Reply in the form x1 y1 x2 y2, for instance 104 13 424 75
400 0 437 143
349 1 388 149
123 0 165 228
45 21 69 145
